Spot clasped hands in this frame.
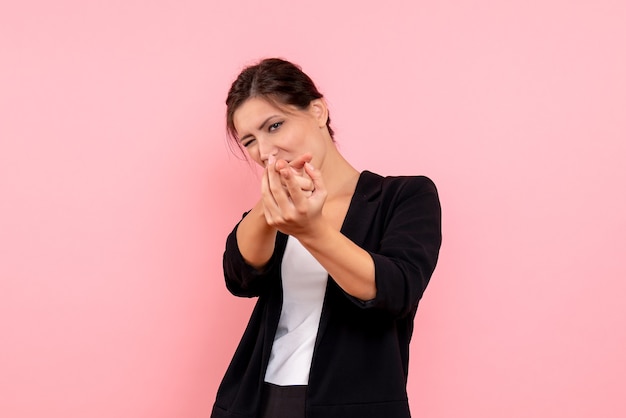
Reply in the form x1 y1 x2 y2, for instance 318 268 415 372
261 153 326 236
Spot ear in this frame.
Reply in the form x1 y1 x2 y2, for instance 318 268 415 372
309 98 329 128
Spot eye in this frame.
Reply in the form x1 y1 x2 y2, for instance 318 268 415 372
268 121 283 132
241 138 255 148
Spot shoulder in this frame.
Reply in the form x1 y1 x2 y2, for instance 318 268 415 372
358 170 438 200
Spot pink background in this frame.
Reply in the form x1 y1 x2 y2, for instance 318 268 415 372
2 1 625 417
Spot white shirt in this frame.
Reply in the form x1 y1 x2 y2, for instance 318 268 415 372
264 236 328 385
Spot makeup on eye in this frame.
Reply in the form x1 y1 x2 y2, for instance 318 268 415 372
268 121 283 132
240 122 282 148
237 114 282 146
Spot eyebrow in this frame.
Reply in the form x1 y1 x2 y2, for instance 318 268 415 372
239 115 280 143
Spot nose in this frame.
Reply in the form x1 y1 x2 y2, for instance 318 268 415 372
258 137 277 165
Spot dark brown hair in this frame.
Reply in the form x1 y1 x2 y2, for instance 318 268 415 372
226 58 334 145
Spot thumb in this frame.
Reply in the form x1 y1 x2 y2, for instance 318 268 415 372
289 153 313 171
304 162 325 196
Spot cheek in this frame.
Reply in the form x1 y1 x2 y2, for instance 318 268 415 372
282 127 307 149
245 148 263 167
253 151 268 168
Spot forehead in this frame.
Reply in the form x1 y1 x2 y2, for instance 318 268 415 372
233 97 309 135
233 97 284 132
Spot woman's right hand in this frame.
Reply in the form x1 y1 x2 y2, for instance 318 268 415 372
271 153 315 197
235 153 317 269
261 154 327 238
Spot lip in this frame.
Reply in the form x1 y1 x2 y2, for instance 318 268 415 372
265 156 290 164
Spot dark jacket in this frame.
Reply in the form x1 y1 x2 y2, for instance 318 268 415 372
211 171 442 418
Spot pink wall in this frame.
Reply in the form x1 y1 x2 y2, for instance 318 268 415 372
2 1 625 417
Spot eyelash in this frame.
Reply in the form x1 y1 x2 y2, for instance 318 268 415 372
269 121 283 132
241 121 283 147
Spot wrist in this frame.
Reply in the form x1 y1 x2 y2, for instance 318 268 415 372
295 218 333 248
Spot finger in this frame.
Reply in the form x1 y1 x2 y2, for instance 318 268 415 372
275 156 311 174
262 156 294 221
262 156 279 203
287 153 313 170
280 166 308 209
268 161 296 212
274 156 313 191
260 166 279 223
304 163 326 191
274 158 289 172
294 175 315 192
304 162 326 199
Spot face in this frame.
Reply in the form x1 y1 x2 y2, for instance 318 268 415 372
232 97 329 167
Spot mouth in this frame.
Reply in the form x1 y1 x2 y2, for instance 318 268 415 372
264 157 290 166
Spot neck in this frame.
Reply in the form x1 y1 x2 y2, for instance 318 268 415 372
318 145 360 199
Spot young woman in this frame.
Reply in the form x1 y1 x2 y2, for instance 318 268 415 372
211 58 442 418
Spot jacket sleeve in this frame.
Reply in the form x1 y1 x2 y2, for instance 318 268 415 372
222 213 282 298
350 176 442 318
